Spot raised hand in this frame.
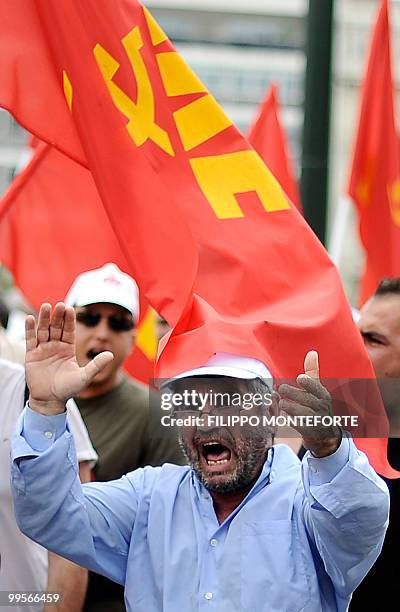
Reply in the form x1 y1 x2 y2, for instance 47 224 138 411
25 303 114 415
278 351 341 457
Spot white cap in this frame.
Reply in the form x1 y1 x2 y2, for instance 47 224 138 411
170 352 273 387
65 263 139 320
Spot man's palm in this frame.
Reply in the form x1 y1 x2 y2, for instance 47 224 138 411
26 303 113 405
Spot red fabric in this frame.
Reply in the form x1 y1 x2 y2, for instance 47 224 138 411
348 0 400 306
0 141 156 385
248 84 302 213
0 0 197 327
0 0 395 475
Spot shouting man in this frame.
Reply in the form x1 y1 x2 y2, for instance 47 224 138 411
11 303 388 612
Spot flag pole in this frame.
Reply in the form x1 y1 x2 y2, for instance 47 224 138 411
300 0 334 244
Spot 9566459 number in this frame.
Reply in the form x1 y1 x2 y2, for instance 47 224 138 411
0 592 62 606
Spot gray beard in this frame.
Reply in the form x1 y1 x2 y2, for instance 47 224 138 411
179 436 270 494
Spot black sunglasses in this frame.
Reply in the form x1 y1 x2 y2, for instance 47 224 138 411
76 311 135 332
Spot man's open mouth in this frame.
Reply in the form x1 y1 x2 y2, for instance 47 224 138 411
87 349 102 360
199 440 234 468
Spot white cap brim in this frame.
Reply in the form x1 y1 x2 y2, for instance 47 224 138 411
161 353 273 389
70 294 134 317
172 365 263 380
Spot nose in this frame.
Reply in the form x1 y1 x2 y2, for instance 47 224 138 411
196 406 219 433
93 316 110 340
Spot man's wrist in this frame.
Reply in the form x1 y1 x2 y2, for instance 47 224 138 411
302 429 342 458
29 396 67 416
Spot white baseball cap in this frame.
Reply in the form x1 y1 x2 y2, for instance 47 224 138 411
166 352 273 388
65 263 139 320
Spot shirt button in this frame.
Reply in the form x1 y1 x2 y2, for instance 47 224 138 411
310 464 318 473
44 431 54 439
204 592 213 600
210 538 218 547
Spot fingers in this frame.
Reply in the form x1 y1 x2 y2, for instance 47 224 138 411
25 315 37 352
279 398 310 418
279 351 340 455
61 307 76 345
27 303 76 347
36 303 51 344
278 384 320 411
49 302 65 341
82 351 114 384
296 375 331 401
304 350 319 379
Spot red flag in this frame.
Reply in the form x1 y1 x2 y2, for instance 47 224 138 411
348 0 400 306
0 0 395 475
248 84 302 213
0 0 197 327
0 141 156 384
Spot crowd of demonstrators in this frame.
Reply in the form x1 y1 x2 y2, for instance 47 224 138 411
62 263 185 612
0 357 97 612
350 278 400 609
9 303 389 612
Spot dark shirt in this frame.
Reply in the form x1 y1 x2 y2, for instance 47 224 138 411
349 438 400 610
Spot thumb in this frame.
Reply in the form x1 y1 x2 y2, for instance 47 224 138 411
82 351 114 384
304 350 319 379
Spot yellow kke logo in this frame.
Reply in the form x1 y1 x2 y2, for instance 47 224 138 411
355 157 375 206
63 8 291 221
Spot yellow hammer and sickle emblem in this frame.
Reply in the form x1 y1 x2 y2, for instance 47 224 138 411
94 27 174 156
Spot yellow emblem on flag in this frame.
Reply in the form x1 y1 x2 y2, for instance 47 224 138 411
94 27 174 156
135 306 158 361
190 151 291 219
156 52 207 97
143 7 168 46
389 178 400 225
356 157 375 206
174 95 233 151
63 70 73 112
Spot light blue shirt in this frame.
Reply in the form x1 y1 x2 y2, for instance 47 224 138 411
11 407 389 612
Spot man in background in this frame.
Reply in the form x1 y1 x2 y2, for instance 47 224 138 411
351 278 400 608
65 263 185 611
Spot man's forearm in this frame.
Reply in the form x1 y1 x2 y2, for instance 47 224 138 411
302 437 389 594
45 553 87 612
